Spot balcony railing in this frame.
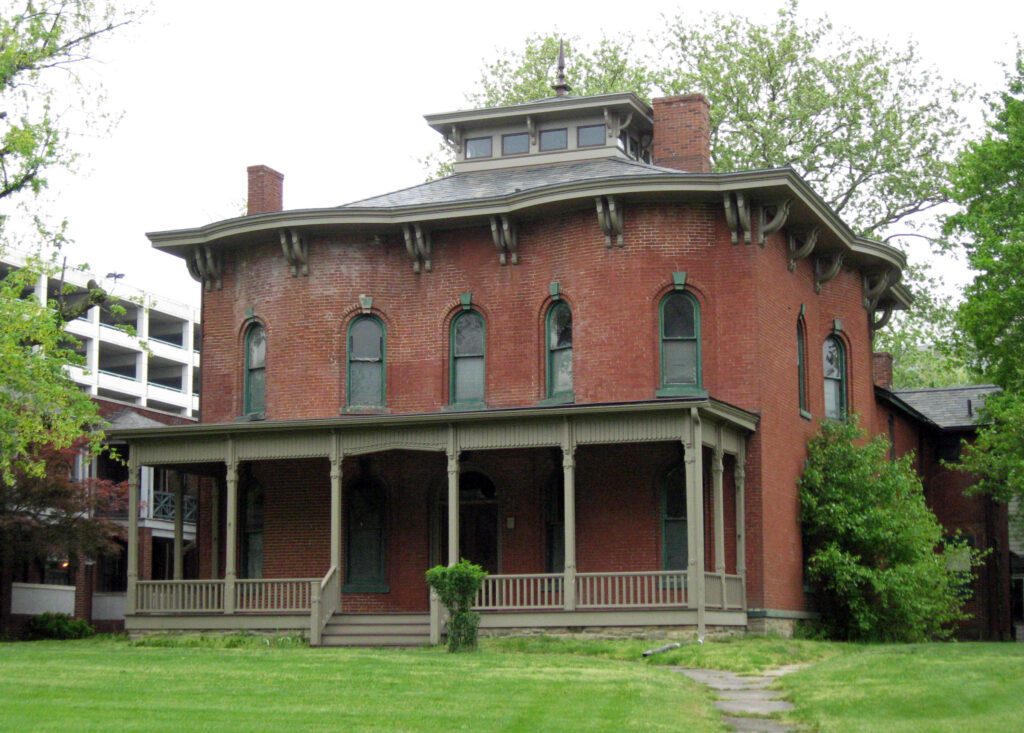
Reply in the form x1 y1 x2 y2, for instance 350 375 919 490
151 491 198 523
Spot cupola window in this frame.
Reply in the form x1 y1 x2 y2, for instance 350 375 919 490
577 124 605 148
502 133 529 156
539 128 568 151
465 137 493 159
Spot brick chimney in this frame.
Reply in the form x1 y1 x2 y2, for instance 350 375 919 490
652 94 712 173
873 352 894 390
246 165 284 215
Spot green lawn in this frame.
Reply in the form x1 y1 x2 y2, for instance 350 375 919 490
780 642 1024 732
1 635 1021 732
0 636 722 733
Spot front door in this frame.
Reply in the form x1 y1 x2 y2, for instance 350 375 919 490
459 504 499 574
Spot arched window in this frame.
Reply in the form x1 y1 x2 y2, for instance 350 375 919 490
345 479 387 591
243 323 266 417
347 316 385 408
660 291 701 392
546 301 573 400
660 464 688 570
823 336 847 419
797 318 808 414
450 310 485 406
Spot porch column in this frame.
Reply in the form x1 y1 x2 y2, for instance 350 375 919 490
125 450 140 615
446 428 460 566
224 440 238 615
561 420 577 611
173 479 184 580
330 440 343 572
735 437 746 581
685 408 706 639
211 479 220 579
713 426 726 610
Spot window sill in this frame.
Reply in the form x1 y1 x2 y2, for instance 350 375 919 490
443 402 488 412
342 583 390 594
656 386 708 398
539 393 575 406
342 405 389 415
235 413 265 422
799 409 813 421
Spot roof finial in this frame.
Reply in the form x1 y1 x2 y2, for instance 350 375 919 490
552 39 572 97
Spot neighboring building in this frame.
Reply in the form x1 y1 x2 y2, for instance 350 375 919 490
0 251 203 632
110 80 1013 644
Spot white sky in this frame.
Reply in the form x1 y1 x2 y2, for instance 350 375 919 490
31 0 1024 307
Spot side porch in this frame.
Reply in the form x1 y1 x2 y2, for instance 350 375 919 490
116 400 754 644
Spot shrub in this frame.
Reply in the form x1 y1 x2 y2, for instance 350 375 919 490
799 417 979 642
425 559 487 652
27 612 95 640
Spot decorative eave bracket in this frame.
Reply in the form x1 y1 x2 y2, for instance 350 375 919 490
279 229 308 277
759 199 792 246
402 224 432 273
447 125 464 155
490 215 519 265
787 227 819 271
863 268 899 312
185 245 222 291
814 252 844 294
595 196 624 248
723 192 752 244
870 302 894 332
604 108 633 140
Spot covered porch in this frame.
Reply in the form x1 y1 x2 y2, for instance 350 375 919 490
116 399 754 644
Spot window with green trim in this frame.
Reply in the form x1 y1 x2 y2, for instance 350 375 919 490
243 323 266 417
451 310 485 405
660 464 688 570
823 336 847 419
660 292 701 391
797 318 808 413
347 316 385 407
546 301 573 399
545 471 565 573
241 478 264 579
345 478 387 591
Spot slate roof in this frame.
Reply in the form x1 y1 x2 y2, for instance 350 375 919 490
892 385 1001 430
340 158 681 209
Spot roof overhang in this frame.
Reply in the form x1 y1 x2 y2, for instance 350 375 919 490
424 92 653 134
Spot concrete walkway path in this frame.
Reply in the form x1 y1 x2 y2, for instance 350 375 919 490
673 664 806 733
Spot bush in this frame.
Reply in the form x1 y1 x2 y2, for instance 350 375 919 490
27 612 95 640
425 559 487 652
799 417 979 642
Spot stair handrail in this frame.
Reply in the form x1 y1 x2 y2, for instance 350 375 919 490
310 565 340 645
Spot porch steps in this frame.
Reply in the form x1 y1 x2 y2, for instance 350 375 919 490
319 613 430 647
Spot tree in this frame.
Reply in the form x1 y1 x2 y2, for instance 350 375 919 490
945 50 1024 505
800 417 976 641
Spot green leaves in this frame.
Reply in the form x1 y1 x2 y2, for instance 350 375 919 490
425 559 488 652
799 417 978 641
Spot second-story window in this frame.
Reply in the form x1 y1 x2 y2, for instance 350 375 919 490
465 137 492 159
539 128 568 151
823 336 847 419
660 292 701 392
502 133 529 156
347 316 385 408
546 301 573 400
451 310 485 405
244 323 266 417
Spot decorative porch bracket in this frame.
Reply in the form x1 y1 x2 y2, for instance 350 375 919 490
723 192 752 245
758 199 792 246
279 228 308 277
870 302 895 332
814 252 844 293
595 196 624 248
402 224 432 273
185 245 223 291
787 227 819 271
863 268 898 312
490 215 519 265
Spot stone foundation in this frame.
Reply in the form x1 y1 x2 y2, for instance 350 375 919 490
479 625 746 641
746 616 798 638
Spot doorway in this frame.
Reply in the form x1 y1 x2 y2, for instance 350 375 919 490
438 471 500 574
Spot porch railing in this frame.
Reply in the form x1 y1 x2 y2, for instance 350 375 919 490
575 570 688 609
704 572 746 611
135 580 224 613
310 565 340 645
474 573 564 610
235 578 317 612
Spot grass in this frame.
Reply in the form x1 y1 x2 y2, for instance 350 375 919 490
2 634 1022 731
0 635 721 733
780 642 1024 732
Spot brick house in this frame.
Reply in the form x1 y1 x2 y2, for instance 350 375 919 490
110 83 1012 645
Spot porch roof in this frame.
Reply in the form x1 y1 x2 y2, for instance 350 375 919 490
110 397 757 466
